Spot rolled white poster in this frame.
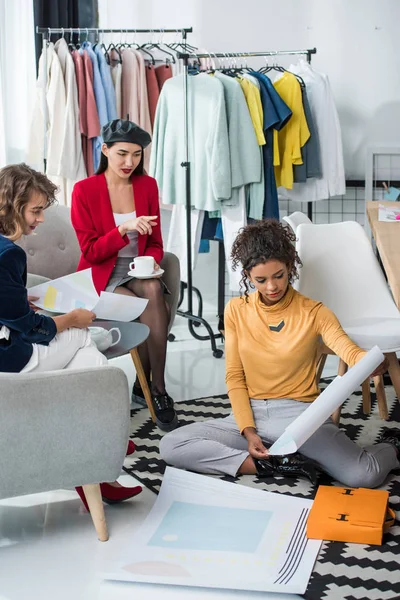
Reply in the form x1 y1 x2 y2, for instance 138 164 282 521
268 345 384 455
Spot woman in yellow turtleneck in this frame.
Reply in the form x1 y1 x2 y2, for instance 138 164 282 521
160 221 400 487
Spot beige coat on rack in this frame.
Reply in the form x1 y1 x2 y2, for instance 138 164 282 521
27 41 86 206
28 44 67 201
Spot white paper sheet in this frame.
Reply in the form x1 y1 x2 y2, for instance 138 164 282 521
378 203 400 222
28 269 148 322
269 346 384 455
104 467 322 595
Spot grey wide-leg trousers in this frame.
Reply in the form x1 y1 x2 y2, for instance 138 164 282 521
160 399 399 488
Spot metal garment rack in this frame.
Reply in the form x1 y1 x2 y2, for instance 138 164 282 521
36 26 192 171
176 48 317 358
35 27 227 356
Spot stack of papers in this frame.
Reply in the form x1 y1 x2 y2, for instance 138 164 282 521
104 467 322 595
378 204 400 222
28 269 148 321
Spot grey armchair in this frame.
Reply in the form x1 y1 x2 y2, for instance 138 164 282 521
18 204 180 331
0 366 130 541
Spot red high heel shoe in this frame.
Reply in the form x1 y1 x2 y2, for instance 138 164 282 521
75 482 142 512
75 486 89 512
126 440 136 456
100 482 142 505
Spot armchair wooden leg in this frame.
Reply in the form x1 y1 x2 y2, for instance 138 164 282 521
82 484 109 542
386 352 400 403
130 348 156 422
373 375 388 420
361 379 371 415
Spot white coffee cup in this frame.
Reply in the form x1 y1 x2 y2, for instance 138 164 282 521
130 256 154 276
88 327 121 352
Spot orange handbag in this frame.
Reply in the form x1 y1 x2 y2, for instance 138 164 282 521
306 485 395 545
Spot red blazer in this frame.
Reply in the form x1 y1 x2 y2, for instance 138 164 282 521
71 173 164 294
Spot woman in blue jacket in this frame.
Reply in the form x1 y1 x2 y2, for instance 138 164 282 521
0 163 141 508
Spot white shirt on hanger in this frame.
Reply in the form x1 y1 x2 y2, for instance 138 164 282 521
280 60 345 203
27 43 71 205
27 44 54 172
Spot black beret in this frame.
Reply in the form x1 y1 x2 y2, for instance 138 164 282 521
101 119 151 148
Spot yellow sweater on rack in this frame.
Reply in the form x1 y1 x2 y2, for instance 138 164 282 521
224 286 366 433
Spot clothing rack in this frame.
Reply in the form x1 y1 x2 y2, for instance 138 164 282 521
36 26 192 170
35 27 227 356
176 48 317 357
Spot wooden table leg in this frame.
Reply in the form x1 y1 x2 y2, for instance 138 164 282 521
373 375 388 420
316 353 327 385
387 352 400 403
82 483 109 542
338 359 348 377
362 379 371 415
331 360 348 424
331 408 341 425
130 348 156 422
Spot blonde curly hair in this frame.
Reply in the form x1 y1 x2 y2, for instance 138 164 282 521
0 163 57 241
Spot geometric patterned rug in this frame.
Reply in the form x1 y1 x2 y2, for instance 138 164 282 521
124 380 400 600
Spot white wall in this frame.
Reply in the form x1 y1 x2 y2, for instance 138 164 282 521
98 0 400 179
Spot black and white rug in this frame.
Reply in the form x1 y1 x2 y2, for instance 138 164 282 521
124 381 400 600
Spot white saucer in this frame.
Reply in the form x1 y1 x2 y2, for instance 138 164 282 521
127 268 165 280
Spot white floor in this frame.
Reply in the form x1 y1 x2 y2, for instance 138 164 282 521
0 310 338 600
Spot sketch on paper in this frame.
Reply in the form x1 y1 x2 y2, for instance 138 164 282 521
104 468 321 595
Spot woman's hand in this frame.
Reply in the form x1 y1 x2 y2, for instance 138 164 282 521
243 427 269 460
28 295 40 311
370 356 389 378
119 216 158 237
68 308 96 329
53 309 96 333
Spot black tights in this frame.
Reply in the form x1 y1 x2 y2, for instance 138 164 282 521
114 279 170 394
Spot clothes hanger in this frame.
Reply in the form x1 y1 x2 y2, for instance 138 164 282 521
139 29 176 64
136 44 156 65
116 29 130 50
93 29 111 62
259 56 306 88
141 42 176 64
105 42 123 64
221 54 243 77
75 28 82 50
67 27 77 51
165 29 198 53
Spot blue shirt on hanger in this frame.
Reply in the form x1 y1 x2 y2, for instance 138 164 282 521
249 72 292 220
293 86 321 182
95 45 117 122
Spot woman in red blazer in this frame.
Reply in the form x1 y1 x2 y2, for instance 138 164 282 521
71 120 178 432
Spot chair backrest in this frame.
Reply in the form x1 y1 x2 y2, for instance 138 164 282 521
0 367 129 499
282 211 312 234
17 204 181 330
295 221 399 322
17 205 80 280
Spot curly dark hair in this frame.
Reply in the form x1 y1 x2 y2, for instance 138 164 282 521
231 219 302 300
0 163 57 241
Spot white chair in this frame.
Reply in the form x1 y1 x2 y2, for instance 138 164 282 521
282 211 312 234
295 221 400 420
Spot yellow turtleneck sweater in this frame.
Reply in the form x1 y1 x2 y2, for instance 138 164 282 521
224 286 366 433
